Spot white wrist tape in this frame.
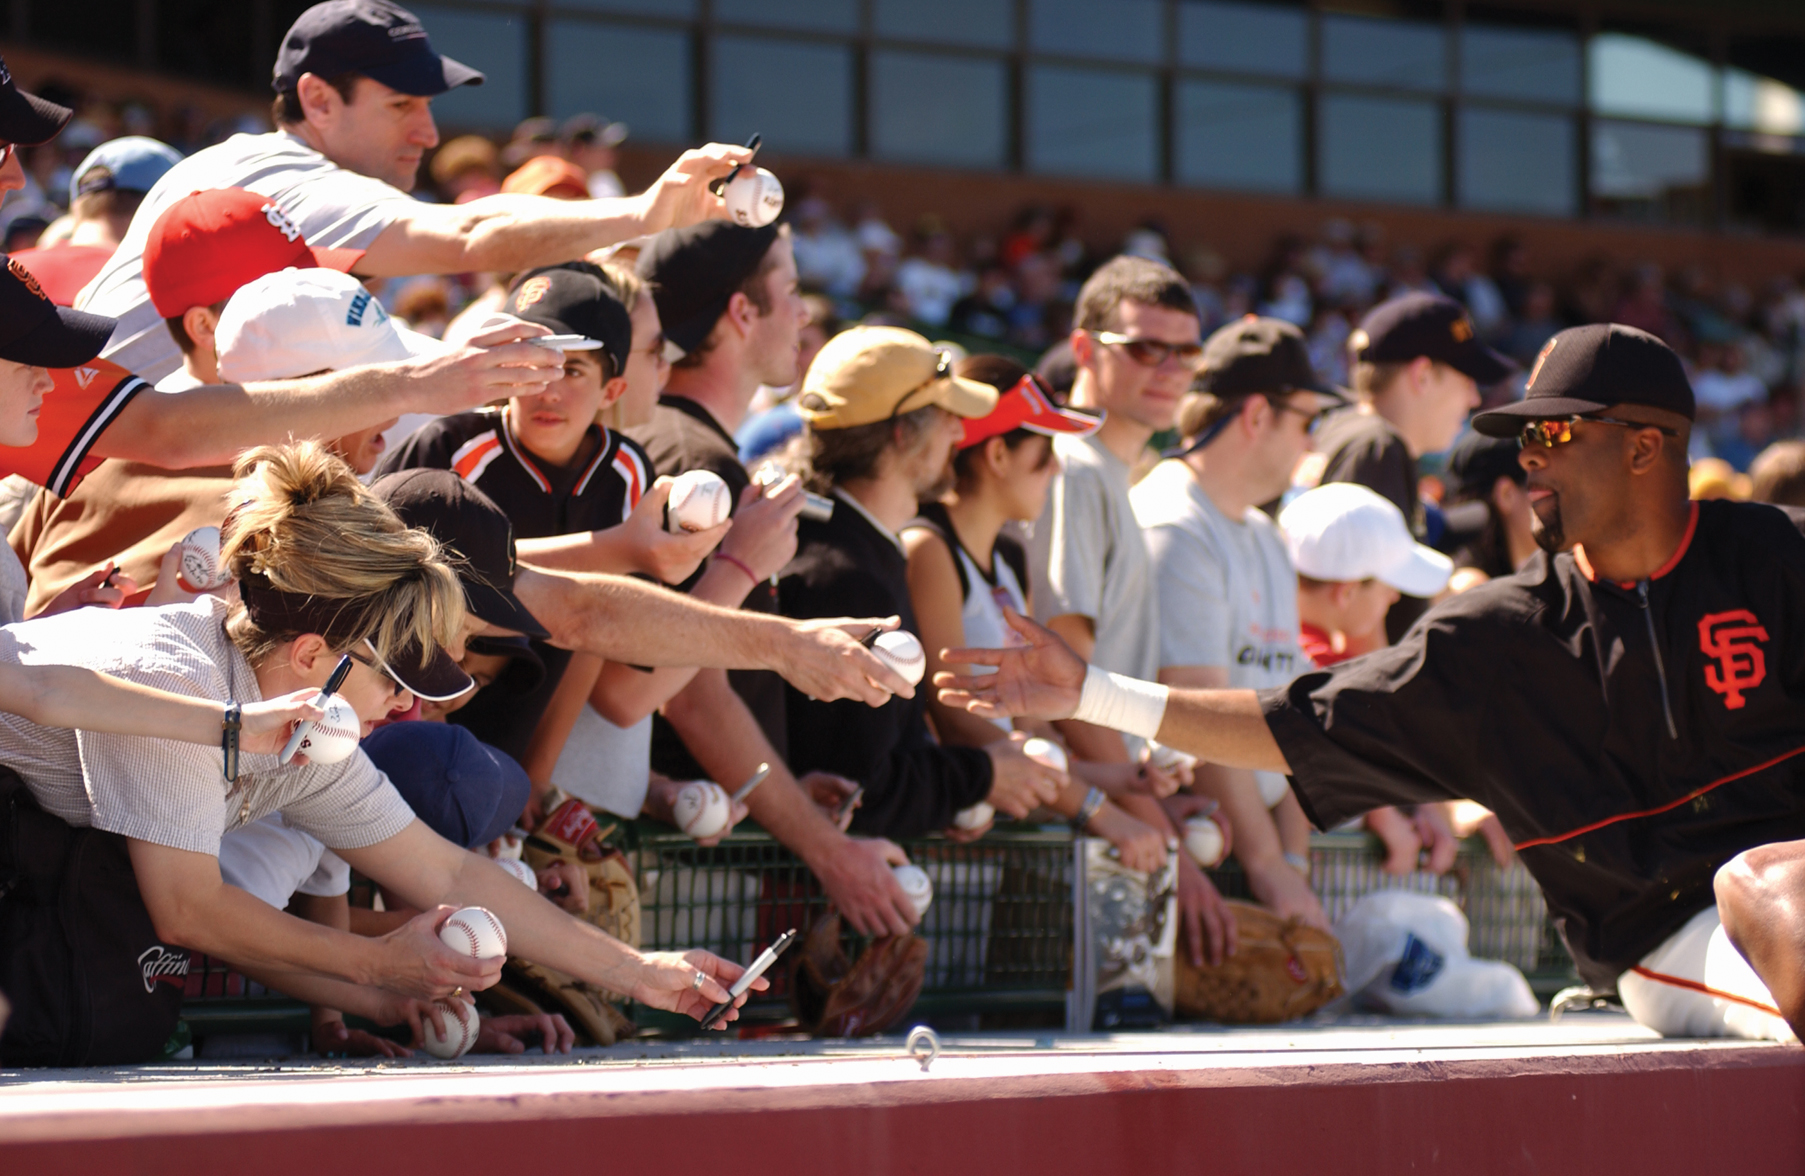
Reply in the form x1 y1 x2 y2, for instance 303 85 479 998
1071 665 1169 741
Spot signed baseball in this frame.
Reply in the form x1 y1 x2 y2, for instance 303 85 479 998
1145 739 1198 773
871 629 926 687
1183 816 1227 868
952 802 994 830
294 693 360 765
496 857 538 890
892 863 933 919
439 906 508 961
1021 737 1068 775
723 166 784 228
176 525 230 592
420 996 479 1060
667 469 732 533
674 779 732 839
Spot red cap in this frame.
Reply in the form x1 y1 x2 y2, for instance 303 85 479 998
142 188 365 317
501 154 590 198
959 374 1101 449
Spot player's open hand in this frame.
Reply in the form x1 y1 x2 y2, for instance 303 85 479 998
768 615 914 705
408 316 562 411
937 608 1086 722
631 949 765 1028
635 143 757 234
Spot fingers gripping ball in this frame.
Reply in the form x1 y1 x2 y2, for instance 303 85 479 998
1183 816 1227 868
440 906 508 961
420 997 479 1060
176 525 230 592
666 470 732 534
871 630 926 687
724 166 784 228
295 694 361 765
953 802 994 830
1021 737 1068 775
674 780 731 840
891 864 933 919
496 857 538 890
1145 739 1198 773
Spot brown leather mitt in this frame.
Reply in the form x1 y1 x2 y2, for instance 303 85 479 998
1174 899 1345 1024
789 911 928 1037
525 797 641 948
487 958 638 1047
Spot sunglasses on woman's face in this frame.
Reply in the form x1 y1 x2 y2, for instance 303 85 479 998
346 642 408 698
1517 415 1680 449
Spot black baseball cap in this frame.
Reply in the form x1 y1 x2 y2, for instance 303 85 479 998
1196 315 1346 400
465 633 546 695
273 1 484 97
637 221 780 355
0 55 72 146
1350 293 1515 385
1471 324 1695 438
0 255 117 367
505 263 634 380
1446 431 1525 500
369 468 551 640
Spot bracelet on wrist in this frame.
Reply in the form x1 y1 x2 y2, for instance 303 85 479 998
1283 851 1311 878
221 701 242 786
1070 785 1107 834
713 551 758 585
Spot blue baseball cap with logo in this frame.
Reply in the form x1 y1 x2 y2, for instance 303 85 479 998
69 136 183 205
362 722 530 849
273 0 484 97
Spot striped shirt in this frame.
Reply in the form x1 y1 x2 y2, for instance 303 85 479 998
0 597 415 856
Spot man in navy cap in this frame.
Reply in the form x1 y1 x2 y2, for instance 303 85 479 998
941 323 1805 1046
82 0 756 383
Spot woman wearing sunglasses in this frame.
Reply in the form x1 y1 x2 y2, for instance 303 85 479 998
902 356 1174 870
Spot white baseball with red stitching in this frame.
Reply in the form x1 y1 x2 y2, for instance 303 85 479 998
667 469 732 533
294 694 360 765
419 996 479 1059
439 905 508 961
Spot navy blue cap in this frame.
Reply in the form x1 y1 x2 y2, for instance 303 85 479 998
1351 293 1514 385
0 54 72 147
0 255 115 367
274 1 484 97
362 721 528 849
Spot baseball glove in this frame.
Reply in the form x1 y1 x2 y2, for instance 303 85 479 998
1173 899 1344 1024
789 911 927 1037
482 958 637 1047
524 796 641 947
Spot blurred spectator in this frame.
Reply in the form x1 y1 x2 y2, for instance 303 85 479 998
948 265 1015 340
1433 243 1508 341
1443 433 1537 586
392 278 452 338
429 134 501 203
14 136 182 304
501 115 558 169
1750 439 1805 506
1689 456 1752 501
502 154 590 200
1256 234 1312 327
1500 281 1562 366
1615 263 1676 342
791 195 865 300
3 216 45 252
561 114 627 199
1000 205 1054 269
894 218 965 328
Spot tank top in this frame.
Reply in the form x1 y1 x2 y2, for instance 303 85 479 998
905 503 1029 732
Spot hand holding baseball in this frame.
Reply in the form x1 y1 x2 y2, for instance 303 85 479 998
372 905 504 1000
769 616 915 706
982 731 1065 818
636 142 758 235
235 689 328 756
623 477 730 584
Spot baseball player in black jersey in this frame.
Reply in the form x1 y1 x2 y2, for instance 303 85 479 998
940 323 1805 1043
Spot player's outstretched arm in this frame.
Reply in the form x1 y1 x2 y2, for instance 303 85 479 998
0 663 323 754
935 609 1292 774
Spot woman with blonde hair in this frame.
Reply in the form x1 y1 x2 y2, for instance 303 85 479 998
0 442 759 1065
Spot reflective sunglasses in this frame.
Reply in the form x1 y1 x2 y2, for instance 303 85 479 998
1517 415 1680 450
1092 331 1207 371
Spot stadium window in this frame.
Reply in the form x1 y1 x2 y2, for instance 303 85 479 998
1319 93 1442 204
711 36 853 157
1460 23 1581 107
1588 33 1714 126
1321 14 1447 94
1028 0 1163 65
871 51 1008 169
713 0 858 35
1590 119 1710 224
1174 79 1302 193
873 0 1014 49
1025 65 1160 181
546 21 692 144
1457 107 1576 217
555 0 696 14
1177 1 1308 81
408 5 528 131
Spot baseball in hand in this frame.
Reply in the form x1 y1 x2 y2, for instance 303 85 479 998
1183 816 1226 868
953 802 994 831
723 166 784 228
892 863 933 919
1021 737 1068 775
294 694 360 765
439 905 508 961
495 857 538 890
1145 739 1198 773
419 997 479 1059
176 525 230 592
674 779 732 839
666 469 732 533
871 629 926 687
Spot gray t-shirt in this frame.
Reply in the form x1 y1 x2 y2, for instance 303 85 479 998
1029 431 1160 684
550 707 652 820
81 131 414 383
1133 458 1302 806
0 597 415 855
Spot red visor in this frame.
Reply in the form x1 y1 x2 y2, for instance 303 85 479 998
143 188 365 317
959 374 1101 449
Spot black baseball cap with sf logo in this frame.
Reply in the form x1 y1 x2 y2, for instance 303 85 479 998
273 0 484 97
0 255 117 367
1349 292 1515 385
1472 323 1695 437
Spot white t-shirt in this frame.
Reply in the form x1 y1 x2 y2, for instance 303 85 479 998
217 812 351 910
81 131 416 383
0 596 416 855
1692 369 1767 413
1132 459 1303 807
549 708 651 819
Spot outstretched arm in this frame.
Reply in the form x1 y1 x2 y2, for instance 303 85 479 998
934 609 1291 774
0 663 322 754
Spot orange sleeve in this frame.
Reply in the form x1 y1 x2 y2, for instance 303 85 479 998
3 356 147 497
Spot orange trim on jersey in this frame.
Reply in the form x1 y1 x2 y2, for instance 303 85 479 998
1514 743 1805 850
1572 502 1699 587
1627 965 1785 1018
450 434 503 482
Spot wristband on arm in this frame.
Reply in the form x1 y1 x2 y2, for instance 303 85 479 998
1071 665 1169 741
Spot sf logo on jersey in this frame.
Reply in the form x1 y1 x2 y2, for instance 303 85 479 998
1698 610 1769 710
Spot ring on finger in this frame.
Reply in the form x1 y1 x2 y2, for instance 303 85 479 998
691 968 708 991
